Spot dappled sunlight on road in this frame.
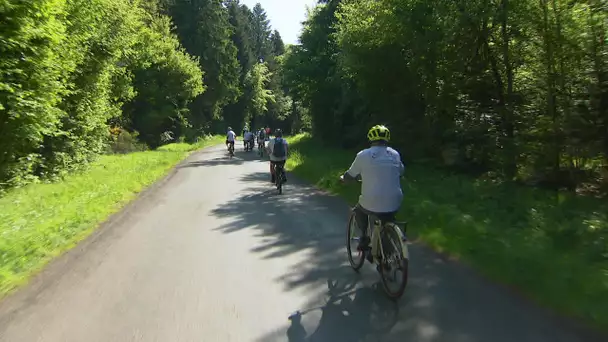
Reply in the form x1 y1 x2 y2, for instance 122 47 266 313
204 150 597 342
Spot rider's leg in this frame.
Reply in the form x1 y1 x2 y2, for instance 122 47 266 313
354 204 373 262
354 204 369 235
270 161 276 183
277 160 286 182
354 204 370 245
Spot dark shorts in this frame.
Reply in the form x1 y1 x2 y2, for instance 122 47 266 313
270 160 286 168
353 204 396 235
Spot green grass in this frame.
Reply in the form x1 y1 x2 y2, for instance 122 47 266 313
286 133 608 331
0 135 223 295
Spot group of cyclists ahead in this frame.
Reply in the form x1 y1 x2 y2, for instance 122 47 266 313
225 123 408 297
225 125 289 184
226 124 403 217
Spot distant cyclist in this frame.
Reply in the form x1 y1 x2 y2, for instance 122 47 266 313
226 127 236 151
339 125 404 261
267 129 288 183
244 129 254 150
257 128 266 150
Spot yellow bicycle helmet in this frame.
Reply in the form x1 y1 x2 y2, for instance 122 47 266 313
367 125 390 142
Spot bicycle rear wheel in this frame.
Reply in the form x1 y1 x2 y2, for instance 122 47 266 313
378 224 409 299
346 211 365 271
275 166 283 194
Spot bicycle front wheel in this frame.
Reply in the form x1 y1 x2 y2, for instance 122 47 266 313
346 211 365 271
378 224 409 299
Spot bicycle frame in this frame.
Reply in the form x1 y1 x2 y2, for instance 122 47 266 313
367 215 409 264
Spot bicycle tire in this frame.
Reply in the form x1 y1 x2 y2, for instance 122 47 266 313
346 210 365 271
276 167 283 194
378 224 409 299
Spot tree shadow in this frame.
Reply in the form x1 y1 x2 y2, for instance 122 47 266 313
178 148 266 168
178 157 246 168
283 135 608 336
285 278 400 342
211 169 604 342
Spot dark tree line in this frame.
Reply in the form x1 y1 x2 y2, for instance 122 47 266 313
158 0 299 135
282 0 608 192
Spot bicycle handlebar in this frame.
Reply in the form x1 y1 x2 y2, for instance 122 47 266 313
340 173 403 182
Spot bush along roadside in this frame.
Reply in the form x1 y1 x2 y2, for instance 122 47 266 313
0 135 223 295
285 134 608 332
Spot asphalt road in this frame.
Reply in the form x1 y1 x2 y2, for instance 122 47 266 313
0 144 602 342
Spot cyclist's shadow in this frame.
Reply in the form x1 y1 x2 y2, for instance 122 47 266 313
287 279 399 342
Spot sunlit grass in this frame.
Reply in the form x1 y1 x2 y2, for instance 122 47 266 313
285 133 608 331
0 135 223 295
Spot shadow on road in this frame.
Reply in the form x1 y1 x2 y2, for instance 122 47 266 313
286 278 400 342
179 148 264 168
210 170 605 342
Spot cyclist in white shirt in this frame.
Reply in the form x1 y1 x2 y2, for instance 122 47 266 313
226 127 236 151
256 128 266 152
243 129 254 150
340 125 404 260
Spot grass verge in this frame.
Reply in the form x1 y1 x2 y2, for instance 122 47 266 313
285 133 608 331
0 135 223 295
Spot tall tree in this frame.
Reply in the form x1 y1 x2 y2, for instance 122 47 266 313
222 0 256 128
270 30 286 56
251 3 272 61
245 62 275 127
167 0 241 132
282 0 608 188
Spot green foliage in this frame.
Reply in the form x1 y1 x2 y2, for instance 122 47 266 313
167 0 240 126
204 1 292 132
0 0 68 186
284 0 608 189
124 14 205 148
0 0 205 189
285 134 608 331
279 0 608 330
251 3 272 61
0 135 223 295
108 127 148 154
245 62 275 123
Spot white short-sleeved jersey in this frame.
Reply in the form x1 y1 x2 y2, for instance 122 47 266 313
226 130 236 142
346 145 404 213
